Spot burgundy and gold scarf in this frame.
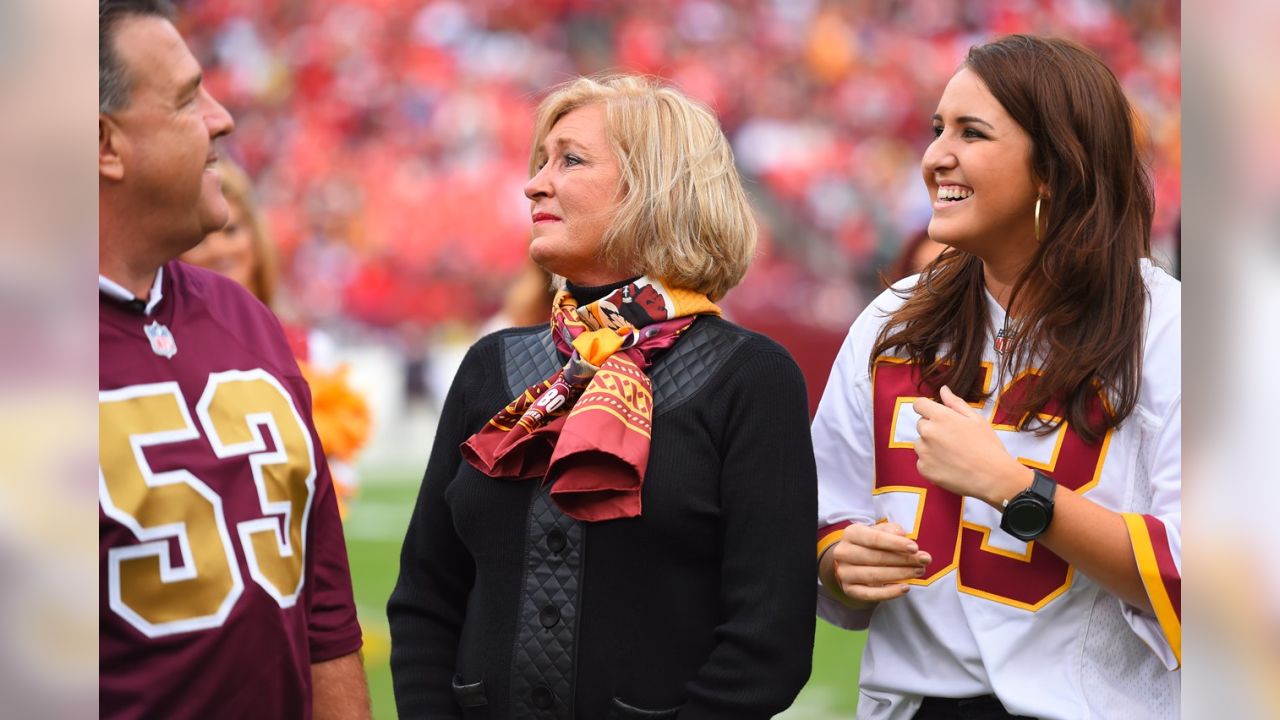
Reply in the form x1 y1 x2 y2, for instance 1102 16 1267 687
461 277 719 521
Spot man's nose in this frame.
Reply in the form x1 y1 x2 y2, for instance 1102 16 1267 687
203 88 235 139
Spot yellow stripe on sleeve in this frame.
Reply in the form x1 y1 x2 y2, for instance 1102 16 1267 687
1123 512 1181 667
817 528 845 561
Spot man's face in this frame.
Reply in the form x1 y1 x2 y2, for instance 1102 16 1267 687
104 16 234 248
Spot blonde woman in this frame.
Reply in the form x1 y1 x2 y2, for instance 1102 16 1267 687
388 75 817 718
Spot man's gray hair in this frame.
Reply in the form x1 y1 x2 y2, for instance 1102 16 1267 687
99 0 176 113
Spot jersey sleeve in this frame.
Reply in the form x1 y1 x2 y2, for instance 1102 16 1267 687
1119 267 1181 669
297 378 364 662
1121 394 1182 669
306 464 364 661
811 291 899 630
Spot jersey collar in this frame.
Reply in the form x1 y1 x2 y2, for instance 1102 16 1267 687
99 266 165 316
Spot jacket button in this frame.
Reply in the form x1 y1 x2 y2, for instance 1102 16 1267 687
531 684 554 709
539 604 560 628
546 528 566 553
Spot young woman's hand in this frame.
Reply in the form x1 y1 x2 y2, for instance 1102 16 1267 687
912 385 1031 508
822 522 932 607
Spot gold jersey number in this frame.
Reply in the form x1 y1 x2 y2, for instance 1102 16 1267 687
99 370 316 638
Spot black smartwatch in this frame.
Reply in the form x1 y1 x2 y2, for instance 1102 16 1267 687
1000 470 1056 541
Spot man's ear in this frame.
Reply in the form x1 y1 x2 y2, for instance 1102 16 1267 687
100 115 125 181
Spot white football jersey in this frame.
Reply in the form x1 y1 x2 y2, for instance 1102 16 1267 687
814 259 1181 720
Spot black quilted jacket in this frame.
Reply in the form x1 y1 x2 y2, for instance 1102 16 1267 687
388 316 817 719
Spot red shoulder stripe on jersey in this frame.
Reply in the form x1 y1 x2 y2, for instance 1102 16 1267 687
817 521 852 560
1123 512 1181 667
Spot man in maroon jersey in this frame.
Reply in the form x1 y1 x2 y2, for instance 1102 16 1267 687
98 1 369 717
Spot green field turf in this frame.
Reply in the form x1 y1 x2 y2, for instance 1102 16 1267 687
344 471 865 719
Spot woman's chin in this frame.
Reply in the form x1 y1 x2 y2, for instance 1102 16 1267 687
925 225 967 252
527 250 566 279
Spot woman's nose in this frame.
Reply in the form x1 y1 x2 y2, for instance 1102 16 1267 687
524 166 552 200
922 138 956 174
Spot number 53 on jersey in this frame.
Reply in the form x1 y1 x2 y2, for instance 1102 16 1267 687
99 370 317 638
873 359 1111 610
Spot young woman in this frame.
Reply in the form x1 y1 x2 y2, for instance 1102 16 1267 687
814 35 1180 719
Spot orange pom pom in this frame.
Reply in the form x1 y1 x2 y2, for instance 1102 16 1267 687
299 361 372 462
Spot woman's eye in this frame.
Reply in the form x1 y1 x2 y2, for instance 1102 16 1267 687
931 126 943 139
564 154 582 166
963 128 986 139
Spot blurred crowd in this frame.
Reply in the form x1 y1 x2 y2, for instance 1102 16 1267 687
178 0 1180 334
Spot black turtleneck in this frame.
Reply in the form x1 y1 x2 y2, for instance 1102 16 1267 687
564 276 641 305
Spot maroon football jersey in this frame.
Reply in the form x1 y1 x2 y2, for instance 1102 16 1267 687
99 262 362 719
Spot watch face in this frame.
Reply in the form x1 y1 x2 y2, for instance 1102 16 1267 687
1005 502 1048 537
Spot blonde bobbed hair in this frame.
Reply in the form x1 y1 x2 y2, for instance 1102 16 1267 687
529 74 756 301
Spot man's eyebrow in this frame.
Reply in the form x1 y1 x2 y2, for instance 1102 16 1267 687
178 72 203 98
932 113 995 130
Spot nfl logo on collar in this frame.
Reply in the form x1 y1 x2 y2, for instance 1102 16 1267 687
144 321 178 359
994 326 1014 355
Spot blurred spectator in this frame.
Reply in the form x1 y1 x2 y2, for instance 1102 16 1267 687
176 0 1179 334
179 156 283 309
887 228 947 282
478 259 556 335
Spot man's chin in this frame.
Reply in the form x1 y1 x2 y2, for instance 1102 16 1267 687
199 201 232 237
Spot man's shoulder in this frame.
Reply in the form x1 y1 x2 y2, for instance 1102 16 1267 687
163 261 299 374
167 260 267 312
166 261 287 338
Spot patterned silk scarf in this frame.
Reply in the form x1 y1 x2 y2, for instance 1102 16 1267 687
461 277 720 521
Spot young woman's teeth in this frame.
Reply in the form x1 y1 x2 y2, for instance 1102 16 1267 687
939 186 973 201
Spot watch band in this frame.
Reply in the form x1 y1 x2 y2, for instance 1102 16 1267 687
1029 470 1057 503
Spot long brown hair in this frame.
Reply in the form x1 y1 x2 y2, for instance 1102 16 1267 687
871 35 1153 442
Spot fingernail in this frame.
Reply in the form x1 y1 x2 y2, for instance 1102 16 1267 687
914 566 925 576
906 543 919 553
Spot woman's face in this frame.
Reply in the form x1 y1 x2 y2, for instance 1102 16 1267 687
524 103 625 285
922 68 1041 261
179 199 256 292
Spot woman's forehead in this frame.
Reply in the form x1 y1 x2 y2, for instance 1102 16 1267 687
546 104 609 144
936 69 994 110
934 68 1014 126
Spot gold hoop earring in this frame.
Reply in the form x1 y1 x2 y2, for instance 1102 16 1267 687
1034 196 1043 242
